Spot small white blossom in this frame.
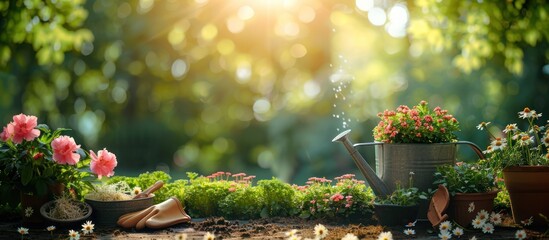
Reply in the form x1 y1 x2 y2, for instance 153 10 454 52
439 220 452 232
285 229 298 237
521 216 533 226
482 223 494 234
377 231 393 240
438 230 452 240
452 227 464 237
472 217 485 229
17 227 29 235
341 233 359 240
203 232 215 240
69 229 80 240
46 225 56 232
489 212 502 225
515 229 527 240
24 207 33 217
405 220 417 227
314 224 328 239
403 228 415 236
467 202 475 213
174 233 188 240
81 220 94 234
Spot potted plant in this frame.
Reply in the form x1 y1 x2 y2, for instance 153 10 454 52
373 173 427 226
0 113 118 224
477 107 549 227
433 161 498 227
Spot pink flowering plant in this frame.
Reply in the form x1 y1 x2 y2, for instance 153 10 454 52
477 107 549 169
0 113 118 197
373 100 460 143
297 174 375 219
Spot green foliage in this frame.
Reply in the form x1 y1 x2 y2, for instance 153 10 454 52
219 186 264 219
376 174 427 206
434 161 497 195
0 0 93 66
409 0 549 75
184 176 232 217
257 178 299 217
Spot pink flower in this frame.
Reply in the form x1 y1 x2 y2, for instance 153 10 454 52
6 114 40 144
90 148 118 179
0 125 11 141
51 136 81 165
330 193 344 202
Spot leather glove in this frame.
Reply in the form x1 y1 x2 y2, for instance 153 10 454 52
117 197 191 229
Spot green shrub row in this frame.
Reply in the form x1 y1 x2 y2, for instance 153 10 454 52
108 171 376 220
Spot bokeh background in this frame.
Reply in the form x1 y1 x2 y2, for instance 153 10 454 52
1 0 548 183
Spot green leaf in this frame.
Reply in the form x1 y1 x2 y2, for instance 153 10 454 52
21 166 33 185
35 180 48 196
260 207 269 218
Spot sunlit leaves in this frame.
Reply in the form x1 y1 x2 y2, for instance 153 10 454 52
409 0 549 75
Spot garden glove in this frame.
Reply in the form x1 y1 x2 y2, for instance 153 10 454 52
117 197 191 230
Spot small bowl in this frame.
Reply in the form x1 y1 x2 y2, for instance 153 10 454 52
85 194 155 227
40 200 92 227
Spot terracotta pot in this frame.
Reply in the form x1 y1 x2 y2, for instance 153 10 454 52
20 192 48 226
503 166 549 228
447 191 498 227
373 203 419 226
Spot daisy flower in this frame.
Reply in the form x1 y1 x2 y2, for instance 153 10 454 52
521 216 533 226
174 233 188 240
503 123 518 133
467 202 475 213
518 107 534 119
68 230 80 240
476 122 490 130
470 236 477 240
203 232 215 240
24 207 33 217
132 186 142 196
288 236 302 240
405 220 417 227
341 233 359 240
403 229 415 236
438 230 452 240
472 217 485 229
515 229 527 240
377 231 393 240
81 221 94 234
439 220 452 232
17 227 29 235
285 229 298 237
314 224 328 239
452 227 464 238
482 223 494 234
476 210 489 222
489 212 502 225
46 226 56 232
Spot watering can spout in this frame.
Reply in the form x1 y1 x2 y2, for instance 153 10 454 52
333 130 390 197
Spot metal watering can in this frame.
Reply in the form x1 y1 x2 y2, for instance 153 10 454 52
332 129 485 197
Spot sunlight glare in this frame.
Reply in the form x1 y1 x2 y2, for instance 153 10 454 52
236 65 252 83
355 0 374 12
237 5 255 20
226 16 245 33
368 7 386 26
298 6 316 23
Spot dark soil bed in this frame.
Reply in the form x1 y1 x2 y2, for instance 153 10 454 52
0 215 546 239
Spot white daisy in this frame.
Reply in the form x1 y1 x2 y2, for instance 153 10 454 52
24 207 33 217
314 224 328 239
472 217 485 229
81 220 94 234
452 227 464 237
482 223 494 234
203 232 215 240
69 229 80 240
438 230 452 240
403 228 415 236
521 216 534 226
17 227 29 235
515 229 527 240
174 233 188 240
489 212 502 225
377 231 393 240
285 229 298 237
467 202 475 213
439 220 452 232
341 233 359 240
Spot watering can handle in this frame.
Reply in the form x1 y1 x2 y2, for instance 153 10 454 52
353 142 383 148
455 141 486 159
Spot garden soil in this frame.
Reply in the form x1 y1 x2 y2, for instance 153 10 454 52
0 215 546 239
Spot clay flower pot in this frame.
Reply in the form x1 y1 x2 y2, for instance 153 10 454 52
85 195 155 227
447 191 498 227
503 166 549 228
40 200 92 228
